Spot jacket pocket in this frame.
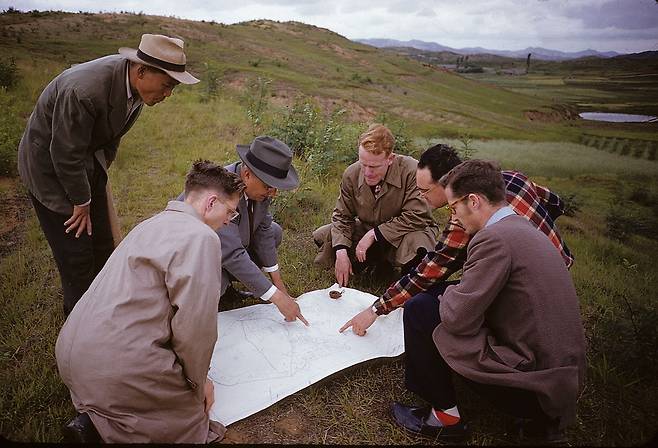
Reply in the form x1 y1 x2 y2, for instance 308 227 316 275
486 336 535 371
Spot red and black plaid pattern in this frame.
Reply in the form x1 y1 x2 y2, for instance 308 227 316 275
373 170 573 315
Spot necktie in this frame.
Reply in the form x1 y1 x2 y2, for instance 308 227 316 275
248 200 255 238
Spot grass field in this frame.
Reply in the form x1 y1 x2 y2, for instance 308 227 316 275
1 9 658 446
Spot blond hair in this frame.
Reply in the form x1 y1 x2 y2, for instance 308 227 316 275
358 124 395 155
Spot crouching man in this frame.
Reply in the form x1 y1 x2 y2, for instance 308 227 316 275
313 124 439 286
391 160 586 442
55 160 244 443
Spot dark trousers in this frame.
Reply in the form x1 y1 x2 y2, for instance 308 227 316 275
30 166 114 316
403 283 550 421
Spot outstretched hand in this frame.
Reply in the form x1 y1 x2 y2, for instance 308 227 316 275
339 306 377 336
271 290 309 326
335 249 352 286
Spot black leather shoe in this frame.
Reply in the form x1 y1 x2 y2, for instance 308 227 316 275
515 417 566 444
62 412 102 443
391 402 468 440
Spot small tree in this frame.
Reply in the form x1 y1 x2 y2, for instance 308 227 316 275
526 53 532 74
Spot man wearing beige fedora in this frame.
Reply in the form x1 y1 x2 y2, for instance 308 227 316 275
178 136 308 325
18 34 199 316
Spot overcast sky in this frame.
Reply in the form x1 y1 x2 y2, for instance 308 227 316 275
4 0 658 53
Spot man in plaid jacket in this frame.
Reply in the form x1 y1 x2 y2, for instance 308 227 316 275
339 143 573 336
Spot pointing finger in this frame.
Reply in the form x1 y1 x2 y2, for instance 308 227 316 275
339 319 352 333
297 312 309 326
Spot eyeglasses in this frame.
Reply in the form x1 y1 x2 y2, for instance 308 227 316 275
218 200 240 220
418 184 438 198
444 195 469 214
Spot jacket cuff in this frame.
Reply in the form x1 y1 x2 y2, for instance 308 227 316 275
372 298 386 316
333 244 350 253
373 226 388 244
260 285 278 301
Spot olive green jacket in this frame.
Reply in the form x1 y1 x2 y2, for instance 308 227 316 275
330 154 438 249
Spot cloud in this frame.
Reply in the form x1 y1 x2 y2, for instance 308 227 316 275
3 0 657 53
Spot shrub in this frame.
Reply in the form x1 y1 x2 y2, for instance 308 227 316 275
269 98 356 177
458 132 475 160
199 62 222 103
0 58 19 89
374 113 414 156
560 192 582 217
242 76 271 135
0 88 23 176
269 99 319 159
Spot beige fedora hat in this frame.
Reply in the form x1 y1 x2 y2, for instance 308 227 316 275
119 34 199 84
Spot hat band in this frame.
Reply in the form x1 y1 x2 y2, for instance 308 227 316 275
246 151 288 179
137 49 185 73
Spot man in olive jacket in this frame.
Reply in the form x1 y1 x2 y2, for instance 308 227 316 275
313 124 439 286
18 34 198 315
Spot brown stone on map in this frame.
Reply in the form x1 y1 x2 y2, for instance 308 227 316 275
329 290 342 299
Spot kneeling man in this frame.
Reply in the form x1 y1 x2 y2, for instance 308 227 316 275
56 161 243 443
313 124 439 286
392 160 586 442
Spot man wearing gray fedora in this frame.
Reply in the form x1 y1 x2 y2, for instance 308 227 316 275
18 33 199 316
178 136 308 325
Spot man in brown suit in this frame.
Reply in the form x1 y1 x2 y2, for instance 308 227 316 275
313 124 439 286
18 34 199 315
391 160 586 443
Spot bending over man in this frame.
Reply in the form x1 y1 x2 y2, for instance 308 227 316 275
393 160 586 442
313 124 439 286
56 161 242 443
19 33 199 316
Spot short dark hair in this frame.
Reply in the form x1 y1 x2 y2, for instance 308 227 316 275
439 159 506 204
417 144 462 181
184 160 245 198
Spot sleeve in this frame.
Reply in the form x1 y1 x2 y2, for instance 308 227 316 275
218 221 273 297
49 87 97 206
377 167 434 247
374 220 470 315
439 230 511 336
330 173 357 249
166 229 222 390
250 205 278 268
532 181 565 221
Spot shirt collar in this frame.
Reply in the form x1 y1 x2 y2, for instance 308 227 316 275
485 205 515 228
357 154 402 189
165 200 204 222
126 64 142 106
126 64 133 102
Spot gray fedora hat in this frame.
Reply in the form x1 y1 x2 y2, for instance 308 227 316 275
118 34 199 84
236 136 299 190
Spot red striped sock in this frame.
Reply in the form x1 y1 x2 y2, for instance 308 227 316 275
429 406 461 426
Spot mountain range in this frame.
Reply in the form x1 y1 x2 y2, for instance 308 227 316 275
355 38 620 61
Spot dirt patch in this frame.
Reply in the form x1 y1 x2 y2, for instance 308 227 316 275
0 177 31 256
524 104 580 122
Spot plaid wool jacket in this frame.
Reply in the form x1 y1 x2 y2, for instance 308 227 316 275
373 170 574 315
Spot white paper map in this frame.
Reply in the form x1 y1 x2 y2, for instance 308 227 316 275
208 284 404 426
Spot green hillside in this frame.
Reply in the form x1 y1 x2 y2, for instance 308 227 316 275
1 8 657 446
1 9 575 141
